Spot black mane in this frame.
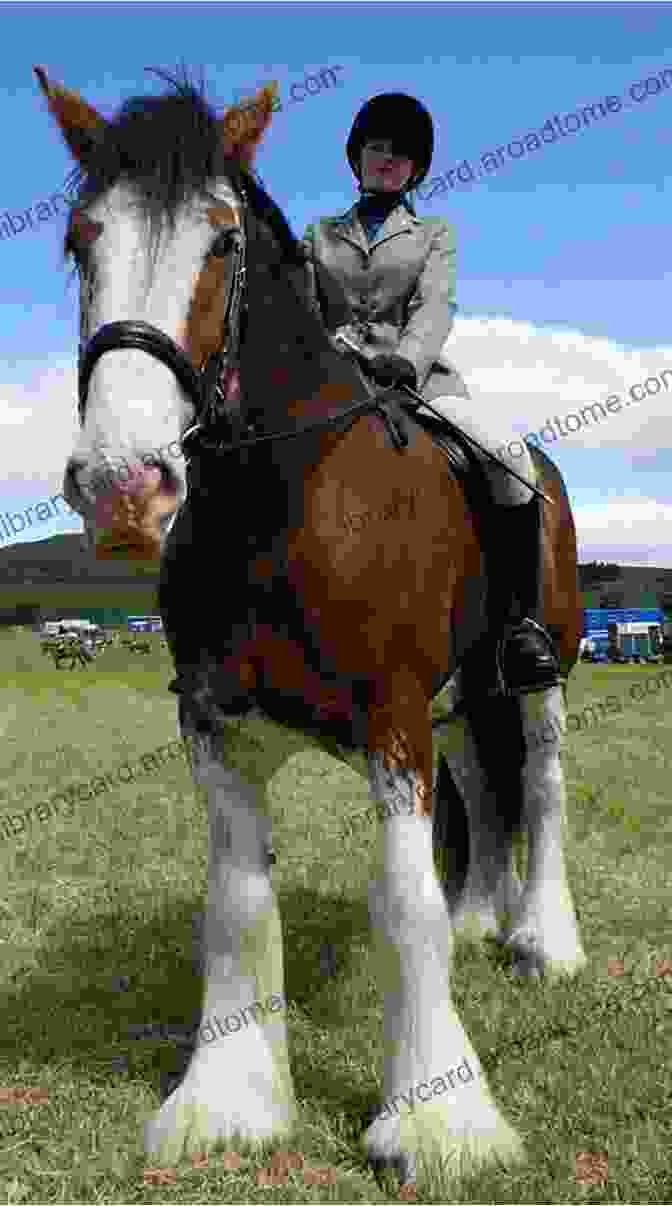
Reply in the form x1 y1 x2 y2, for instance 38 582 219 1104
65 65 303 268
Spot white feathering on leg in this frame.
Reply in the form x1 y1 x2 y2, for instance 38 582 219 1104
361 754 523 1183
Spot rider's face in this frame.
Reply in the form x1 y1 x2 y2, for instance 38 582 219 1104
360 138 416 192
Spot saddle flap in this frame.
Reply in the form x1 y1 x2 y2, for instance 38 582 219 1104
403 403 494 510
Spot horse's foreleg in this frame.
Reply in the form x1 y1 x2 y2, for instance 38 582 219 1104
144 716 297 1164
503 685 587 979
361 671 523 1186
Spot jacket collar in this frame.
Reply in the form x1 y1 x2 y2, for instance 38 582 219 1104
329 201 421 254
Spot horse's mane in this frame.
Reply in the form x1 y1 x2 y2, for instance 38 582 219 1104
64 64 304 270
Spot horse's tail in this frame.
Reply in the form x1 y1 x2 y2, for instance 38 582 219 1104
527 440 582 680
526 441 569 503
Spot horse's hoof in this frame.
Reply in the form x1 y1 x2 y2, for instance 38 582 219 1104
361 1086 524 1189
511 953 543 979
505 928 587 980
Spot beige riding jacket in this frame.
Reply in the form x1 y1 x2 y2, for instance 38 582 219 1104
301 202 468 402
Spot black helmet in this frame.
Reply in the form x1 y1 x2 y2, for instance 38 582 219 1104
346 93 434 190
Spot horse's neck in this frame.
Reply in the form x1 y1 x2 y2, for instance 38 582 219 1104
242 263 368 424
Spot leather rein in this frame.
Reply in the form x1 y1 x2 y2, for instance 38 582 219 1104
76 180 406 466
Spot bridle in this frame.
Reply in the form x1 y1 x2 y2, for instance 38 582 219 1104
77 184 250 446
76 178 408 469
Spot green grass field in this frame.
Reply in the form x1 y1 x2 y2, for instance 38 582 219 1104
0 628 670 1204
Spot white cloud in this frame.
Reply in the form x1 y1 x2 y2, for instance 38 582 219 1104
443 317 672 566
570 496 672 567
1 358 78 494
450 316 672 453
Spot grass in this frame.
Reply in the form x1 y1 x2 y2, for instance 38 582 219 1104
0 631 670 1203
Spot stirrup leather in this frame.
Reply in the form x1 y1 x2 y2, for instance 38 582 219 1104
494 617 562 696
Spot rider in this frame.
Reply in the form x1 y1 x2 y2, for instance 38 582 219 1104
301 92 561 696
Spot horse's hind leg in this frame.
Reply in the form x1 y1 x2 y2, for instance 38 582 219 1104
144 709 297 1164
434 705 524 943
361 669 523 1186
502 685 587 979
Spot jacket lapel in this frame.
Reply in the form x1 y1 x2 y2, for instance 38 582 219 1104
368 205 421 253
330 205 368 256
327 201 422 257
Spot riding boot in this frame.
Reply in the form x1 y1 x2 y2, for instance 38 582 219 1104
484 494 562 696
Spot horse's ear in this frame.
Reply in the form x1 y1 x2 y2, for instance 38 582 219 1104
218 81 278 167
34 66 107 165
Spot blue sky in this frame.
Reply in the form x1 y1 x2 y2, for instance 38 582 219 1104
1 1 671 564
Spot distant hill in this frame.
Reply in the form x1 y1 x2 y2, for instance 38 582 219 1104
1 535 670 624
0 534 159 624
0 533 158 585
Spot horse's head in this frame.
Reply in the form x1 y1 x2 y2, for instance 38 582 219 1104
36 66 277 562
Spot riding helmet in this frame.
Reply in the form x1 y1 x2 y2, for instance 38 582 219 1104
346 92 434 189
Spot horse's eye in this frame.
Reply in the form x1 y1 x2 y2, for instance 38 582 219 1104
70 246 89 277
67 211 103 262
210 229 238 258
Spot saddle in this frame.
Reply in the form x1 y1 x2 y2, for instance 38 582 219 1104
371 390 495 520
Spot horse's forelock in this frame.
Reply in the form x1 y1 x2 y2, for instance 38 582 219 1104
66 68 232 261
64 69 302 272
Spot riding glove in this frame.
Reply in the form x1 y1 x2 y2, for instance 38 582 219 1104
367 354 418 390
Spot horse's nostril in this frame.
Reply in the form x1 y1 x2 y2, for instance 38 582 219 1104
66 458 86 483
65 459 86 499
149 459 180 497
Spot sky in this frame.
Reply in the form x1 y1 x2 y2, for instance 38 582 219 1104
1 0 671 565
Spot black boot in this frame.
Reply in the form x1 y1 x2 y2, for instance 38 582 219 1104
485 495 562 696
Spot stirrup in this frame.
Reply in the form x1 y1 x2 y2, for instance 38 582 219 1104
494 617 562 697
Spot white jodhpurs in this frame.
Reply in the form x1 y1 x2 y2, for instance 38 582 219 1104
416 392 536 506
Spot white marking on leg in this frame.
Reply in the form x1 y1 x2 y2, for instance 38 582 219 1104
145 740 296 1161
512 687 586 977
362 754 523 1180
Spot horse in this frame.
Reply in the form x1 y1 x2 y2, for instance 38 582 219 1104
42 633 94 670
122 636 152 655
36 64 586 1187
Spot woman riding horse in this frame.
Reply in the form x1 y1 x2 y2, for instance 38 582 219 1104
301 92 560 695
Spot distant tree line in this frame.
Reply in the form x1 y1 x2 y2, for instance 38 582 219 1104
578 562 622 587
0 604 42 627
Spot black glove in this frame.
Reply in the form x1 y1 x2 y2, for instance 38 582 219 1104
367 354 418 390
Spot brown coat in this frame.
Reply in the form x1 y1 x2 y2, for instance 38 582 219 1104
301 203 469 402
